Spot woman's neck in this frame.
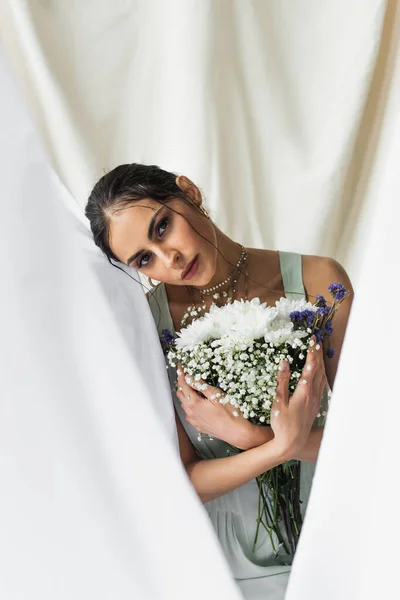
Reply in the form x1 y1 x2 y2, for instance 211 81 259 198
199 228 243 291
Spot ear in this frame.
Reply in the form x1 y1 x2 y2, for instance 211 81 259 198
175 175 202 207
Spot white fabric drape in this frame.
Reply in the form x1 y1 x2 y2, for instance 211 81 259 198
287 6 400 598
0 48 242 600
0 0 390 281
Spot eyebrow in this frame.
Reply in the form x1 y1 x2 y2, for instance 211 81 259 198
126 206 164 265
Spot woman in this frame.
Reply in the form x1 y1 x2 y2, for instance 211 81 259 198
85 163 353 599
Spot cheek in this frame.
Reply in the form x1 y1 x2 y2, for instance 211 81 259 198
147 262 174 280
182 217 215 252
169 218 202 253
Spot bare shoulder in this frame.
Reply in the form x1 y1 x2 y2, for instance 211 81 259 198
302 254 354 387
301 254 354 301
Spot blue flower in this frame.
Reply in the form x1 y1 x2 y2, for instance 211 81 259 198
324 319 333 335
302 310 315 325
314 328 323 343
291 309 316 325
315 294 327 306
335 289 347 301
327 348 335 358
328 283 348 302
317 306 330 317
161 328 175 345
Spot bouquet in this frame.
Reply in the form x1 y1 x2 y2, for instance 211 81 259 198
164 284 348 557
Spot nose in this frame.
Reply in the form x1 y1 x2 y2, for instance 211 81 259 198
160 248 181 268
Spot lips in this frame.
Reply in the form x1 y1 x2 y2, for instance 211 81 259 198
181 255 199 280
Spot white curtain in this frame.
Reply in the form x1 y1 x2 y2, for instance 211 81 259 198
0 0 390 280
0 48 242 600
1 1 399 598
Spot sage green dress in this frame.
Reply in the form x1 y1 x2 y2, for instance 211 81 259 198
148 252 328 600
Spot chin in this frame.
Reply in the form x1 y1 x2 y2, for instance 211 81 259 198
196 272 215 287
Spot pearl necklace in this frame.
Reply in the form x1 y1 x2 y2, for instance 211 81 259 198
189 245 247 296
181 246 248 327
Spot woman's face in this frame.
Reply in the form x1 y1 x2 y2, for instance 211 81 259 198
108 197 218 287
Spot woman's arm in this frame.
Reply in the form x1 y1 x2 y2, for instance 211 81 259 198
176 378 323 461
176 412 285 503
176 344 326 502
227 421 323 462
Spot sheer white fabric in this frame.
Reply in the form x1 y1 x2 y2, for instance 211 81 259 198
0 49 242 600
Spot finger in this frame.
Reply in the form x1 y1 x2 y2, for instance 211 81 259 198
176 380 197 403
176 364 194 387
303 336 317 378
177 369 197 400
184 376 225 405
177 368 188 390
295 336 317 392
209 389 227 404
275 359 290 408
187 376 209 394
312 342 326 390
181 396 200 417
308 344 328 415
196 382 226 404
315 356 328 402
176 387 186 406
315 338 327 376
318 374 328 403
176 376 189 401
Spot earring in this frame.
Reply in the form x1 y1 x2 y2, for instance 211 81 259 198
198 204 210 219
147 277 156 288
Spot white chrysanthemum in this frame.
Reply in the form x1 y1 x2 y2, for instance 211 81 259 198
263 317 308 344
229 302 278 342
274 297 317 318
203 298 277 343
175 313 216 348
206 298 265 335
207 303 238 336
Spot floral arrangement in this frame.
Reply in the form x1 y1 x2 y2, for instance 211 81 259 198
163 284 348 558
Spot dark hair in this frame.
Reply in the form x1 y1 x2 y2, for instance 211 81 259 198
85 163 191 261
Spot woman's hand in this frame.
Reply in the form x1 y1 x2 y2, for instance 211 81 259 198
269 340 327 462
176 369 255 447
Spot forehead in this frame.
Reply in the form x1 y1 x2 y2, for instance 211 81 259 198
108 198 161 262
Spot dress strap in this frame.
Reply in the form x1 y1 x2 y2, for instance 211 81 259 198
147 283 175 335
278 251 306 300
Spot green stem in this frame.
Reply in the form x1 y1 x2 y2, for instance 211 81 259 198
255 462 303 559
252 476 263 552
256 475 291 556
